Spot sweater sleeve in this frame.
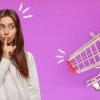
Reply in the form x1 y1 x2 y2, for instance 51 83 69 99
0 57 11 86
26 52 41 100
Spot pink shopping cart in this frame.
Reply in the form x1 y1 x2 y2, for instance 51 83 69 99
68 33 100 73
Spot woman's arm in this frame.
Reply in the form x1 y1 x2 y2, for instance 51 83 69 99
26 52 41 100
0 57 11 86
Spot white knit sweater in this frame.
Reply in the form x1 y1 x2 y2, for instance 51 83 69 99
0 51 41 100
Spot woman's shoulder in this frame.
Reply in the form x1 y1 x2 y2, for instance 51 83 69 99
24 50 35 62
25 51 36 69
25 51 33 56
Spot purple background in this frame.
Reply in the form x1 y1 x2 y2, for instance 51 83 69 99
1 0 100 100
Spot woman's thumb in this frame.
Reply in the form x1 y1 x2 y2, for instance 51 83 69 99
13 45 16 51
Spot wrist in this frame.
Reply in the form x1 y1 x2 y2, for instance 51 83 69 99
2 54 11 60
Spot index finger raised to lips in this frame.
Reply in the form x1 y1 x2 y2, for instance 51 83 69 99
4 38 8 47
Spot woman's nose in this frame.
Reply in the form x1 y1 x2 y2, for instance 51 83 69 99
4 28 9 35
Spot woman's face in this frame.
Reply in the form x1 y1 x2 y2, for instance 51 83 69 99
0 16 17 45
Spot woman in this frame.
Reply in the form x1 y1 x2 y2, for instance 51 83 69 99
0 9 41 100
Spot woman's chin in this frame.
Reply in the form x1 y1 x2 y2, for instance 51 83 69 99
7 41 13 45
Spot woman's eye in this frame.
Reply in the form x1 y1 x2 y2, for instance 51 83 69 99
0 25 4 30
9 25 15 30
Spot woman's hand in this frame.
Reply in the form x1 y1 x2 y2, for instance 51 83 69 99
2 38 16 59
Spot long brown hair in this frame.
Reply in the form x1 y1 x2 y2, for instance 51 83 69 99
0 9 29 79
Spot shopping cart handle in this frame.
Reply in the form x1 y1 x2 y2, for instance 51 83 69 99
67 60 77 73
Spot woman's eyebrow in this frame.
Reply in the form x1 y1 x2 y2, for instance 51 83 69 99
0 23 4 26
8 23 15 25
0 23 15 25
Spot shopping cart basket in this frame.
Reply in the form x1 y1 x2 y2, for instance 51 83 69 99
68 33 100 73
